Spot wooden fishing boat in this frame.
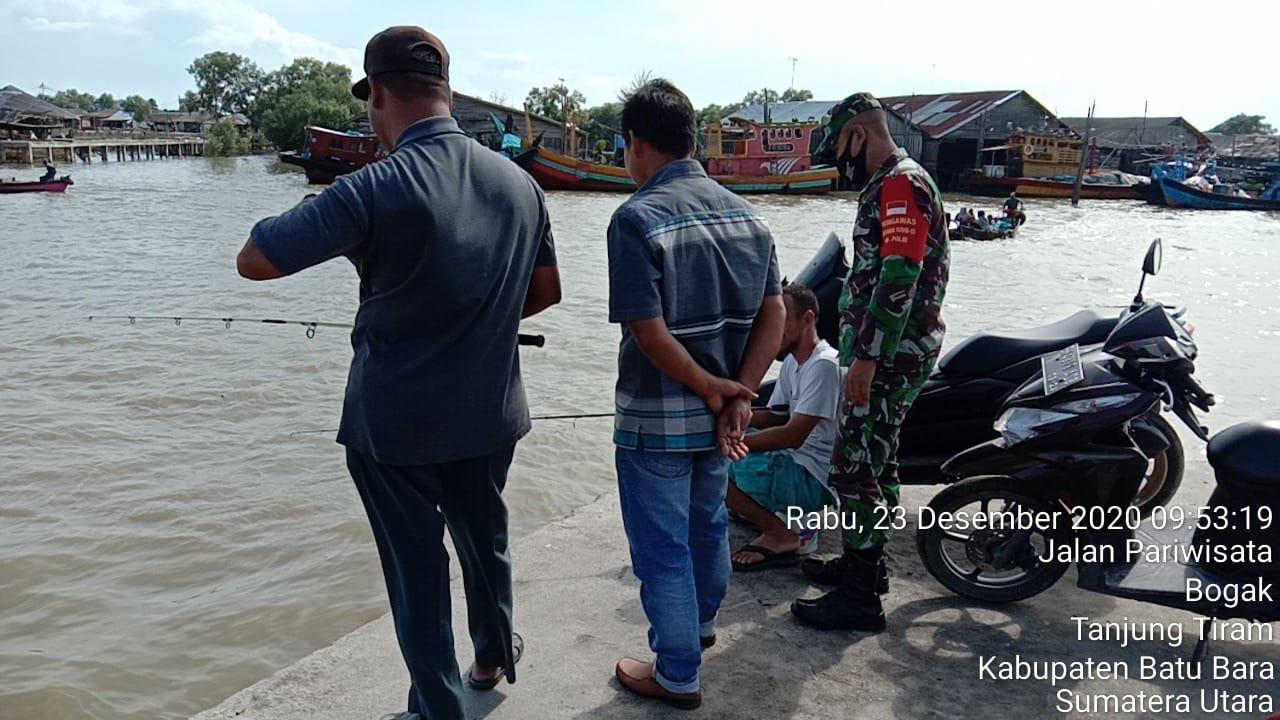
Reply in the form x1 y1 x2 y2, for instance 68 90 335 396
713 167 838 195
963 174 1145 200
0 177 73 194
703 118 836 194
278 126 384 184
965 131 1146 199
513 145 836 195
1137 181 1165 205
1158 176 1280 210
512 112 835 195
1138 155 1201 206
512 146 635 192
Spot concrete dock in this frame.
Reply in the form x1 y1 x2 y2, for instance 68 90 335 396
0 137 205 165
191 479 1276 720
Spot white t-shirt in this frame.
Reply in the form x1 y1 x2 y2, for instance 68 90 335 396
766 340 842 484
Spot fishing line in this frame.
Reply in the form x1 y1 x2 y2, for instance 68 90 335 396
88 315 546 345
287 412 614 437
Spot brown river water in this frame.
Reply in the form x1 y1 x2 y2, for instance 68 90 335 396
0 155 1277 719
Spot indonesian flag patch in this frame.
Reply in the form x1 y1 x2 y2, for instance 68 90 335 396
879 175 928 262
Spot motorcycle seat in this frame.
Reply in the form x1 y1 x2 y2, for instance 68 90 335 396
937 309 1116 377
1207 421 1280 491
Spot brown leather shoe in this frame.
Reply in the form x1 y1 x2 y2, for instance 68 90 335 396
615 657 702 710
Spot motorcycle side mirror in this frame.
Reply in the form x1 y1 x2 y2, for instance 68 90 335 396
1142 238 1163 277
1132 238 1163 309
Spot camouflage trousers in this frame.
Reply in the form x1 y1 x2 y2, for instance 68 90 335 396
828 361 934 550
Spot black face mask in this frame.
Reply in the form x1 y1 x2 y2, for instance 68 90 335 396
837 144 870 188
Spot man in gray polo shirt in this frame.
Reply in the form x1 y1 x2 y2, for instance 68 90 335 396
236 26 560 720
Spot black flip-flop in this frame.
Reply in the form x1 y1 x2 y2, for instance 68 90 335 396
732 544 799 572
466 632 524 691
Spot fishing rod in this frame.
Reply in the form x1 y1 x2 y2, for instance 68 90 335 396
88 314 351 339
88 314 545 346
288 411 613 437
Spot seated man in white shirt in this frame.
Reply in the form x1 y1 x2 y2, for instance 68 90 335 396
728 283 842 572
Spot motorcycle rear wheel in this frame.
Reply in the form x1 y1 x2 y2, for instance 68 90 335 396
916 475 1073 603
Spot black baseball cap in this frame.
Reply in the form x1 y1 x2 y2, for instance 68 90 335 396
351 26 450 101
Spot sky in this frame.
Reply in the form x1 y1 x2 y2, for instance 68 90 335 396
2 0 1276 132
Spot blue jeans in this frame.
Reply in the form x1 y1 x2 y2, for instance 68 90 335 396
616 447 731 694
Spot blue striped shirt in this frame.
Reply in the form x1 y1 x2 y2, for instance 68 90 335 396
607 159 781 451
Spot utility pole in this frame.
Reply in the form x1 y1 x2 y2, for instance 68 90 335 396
974 110 987 171
789 57 798 90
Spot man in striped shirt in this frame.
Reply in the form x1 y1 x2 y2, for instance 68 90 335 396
607 78 784 710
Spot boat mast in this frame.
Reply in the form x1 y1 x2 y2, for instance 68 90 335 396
1071 101 1096 206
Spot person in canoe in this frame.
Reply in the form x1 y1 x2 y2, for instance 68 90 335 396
40 159 57 183
1003 192 1026 225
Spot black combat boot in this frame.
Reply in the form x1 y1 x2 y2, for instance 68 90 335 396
800 547 890 593
791 547 887 632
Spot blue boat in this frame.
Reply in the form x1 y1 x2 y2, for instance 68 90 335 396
1139 155 1199 205
1157 167 1280 211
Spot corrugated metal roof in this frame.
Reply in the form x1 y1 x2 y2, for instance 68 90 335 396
727 100 838 124
1205 132 1280 160
1061 116 1209 149
0 85 81 122
879 90 1025 138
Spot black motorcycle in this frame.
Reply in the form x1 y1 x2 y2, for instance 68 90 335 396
779 233 1186 512
914 240 1277 639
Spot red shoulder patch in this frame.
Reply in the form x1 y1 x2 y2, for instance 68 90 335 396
879 175 927 262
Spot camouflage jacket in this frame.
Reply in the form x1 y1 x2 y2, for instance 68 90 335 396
837 148 950 372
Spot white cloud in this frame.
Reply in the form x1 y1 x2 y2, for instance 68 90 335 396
172 0 361 71
9 0 148 33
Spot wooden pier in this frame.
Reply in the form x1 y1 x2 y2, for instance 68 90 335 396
0 136 206 166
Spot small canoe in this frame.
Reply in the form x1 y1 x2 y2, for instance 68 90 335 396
949 225 1016 241
0 177 74 194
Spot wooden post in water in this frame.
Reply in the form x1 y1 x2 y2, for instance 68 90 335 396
1071 101 1095 207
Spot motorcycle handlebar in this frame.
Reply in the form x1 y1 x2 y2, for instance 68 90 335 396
1165 367 1215 411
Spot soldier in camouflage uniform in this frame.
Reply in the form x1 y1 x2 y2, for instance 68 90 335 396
791 92 950 633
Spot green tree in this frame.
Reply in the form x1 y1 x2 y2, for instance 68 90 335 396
178 90 200 112
41 89 96 112
741 87 813 106
205 117 251 156
121 95 158 122
93 92 117 111
583 102 622 140
253 57 363 151
697 103 741 128
741 88 777 106
525 83 587 123
1209 113 1275 134
187 51 263 115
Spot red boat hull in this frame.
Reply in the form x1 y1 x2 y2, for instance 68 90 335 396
0 178 73 194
